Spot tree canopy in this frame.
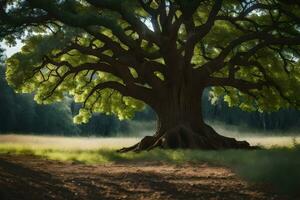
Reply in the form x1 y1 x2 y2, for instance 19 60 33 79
1 0 300 122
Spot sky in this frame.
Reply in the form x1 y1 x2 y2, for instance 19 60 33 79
1 40 23 57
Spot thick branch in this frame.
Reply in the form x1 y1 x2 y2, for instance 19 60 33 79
206 77 265 91
85 0 160 45
184 0 223 66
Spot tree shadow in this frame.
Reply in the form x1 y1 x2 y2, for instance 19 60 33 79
0 158 76 200
66 168 256 200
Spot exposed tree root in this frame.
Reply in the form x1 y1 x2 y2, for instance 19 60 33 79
117 124 258 153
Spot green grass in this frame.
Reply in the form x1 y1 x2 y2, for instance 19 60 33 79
0 143 300 197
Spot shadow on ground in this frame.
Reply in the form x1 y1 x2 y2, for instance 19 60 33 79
0 154 293 200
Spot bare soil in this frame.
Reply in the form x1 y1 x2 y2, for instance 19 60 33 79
0 154 290 200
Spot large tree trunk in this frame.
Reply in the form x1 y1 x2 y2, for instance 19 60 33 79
118 86 253 152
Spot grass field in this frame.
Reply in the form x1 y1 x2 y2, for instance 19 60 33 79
0 133 299 149
0 134 300 196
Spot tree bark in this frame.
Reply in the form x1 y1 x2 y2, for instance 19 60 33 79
118 86 254 152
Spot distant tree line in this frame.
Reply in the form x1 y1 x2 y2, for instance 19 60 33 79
1 65 76 134
202 91 300 131
0 63 129 135
0 60 299 135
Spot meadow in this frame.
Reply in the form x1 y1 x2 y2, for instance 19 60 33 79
0 134 300 197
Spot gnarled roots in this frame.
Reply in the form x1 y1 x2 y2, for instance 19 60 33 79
117 124 256 153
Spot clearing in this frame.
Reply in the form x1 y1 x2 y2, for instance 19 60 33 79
0 134 299 200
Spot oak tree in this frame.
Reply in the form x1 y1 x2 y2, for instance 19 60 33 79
1 0 300 151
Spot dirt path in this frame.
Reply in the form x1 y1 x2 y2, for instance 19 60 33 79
0 154 289 200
